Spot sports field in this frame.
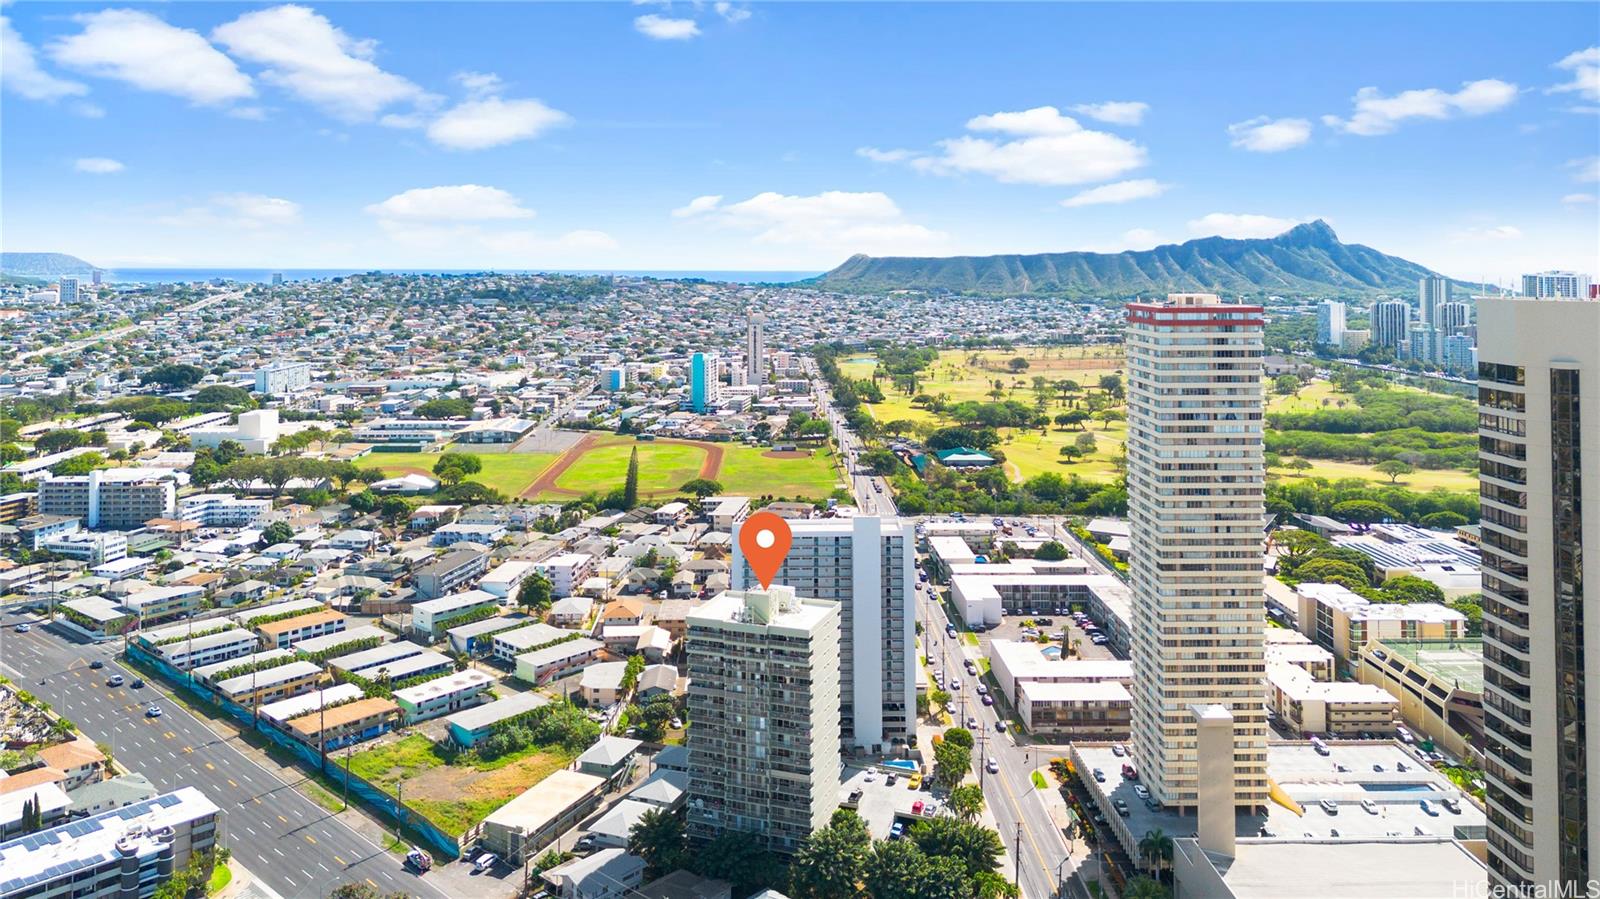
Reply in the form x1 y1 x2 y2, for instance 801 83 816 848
373 450 557 496
529 433 842 501
841 346 1128 484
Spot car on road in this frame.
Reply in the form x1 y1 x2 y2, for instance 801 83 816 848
975 684 988 695
966 716 978 729
106 675 124 687
995 720 1006 732
130 678 145 689
405 847 433 872
986 757 999 774
981 694 994 706
144 705 162 718
15 623 30 633
1092 768 1106 782
90 660 104 669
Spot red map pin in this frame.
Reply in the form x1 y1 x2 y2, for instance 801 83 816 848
739 511 793 590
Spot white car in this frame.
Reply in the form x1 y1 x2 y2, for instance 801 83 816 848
473 853 499 873
986 758 999 774
1133 785 1150 800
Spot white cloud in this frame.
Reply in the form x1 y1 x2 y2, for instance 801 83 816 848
1571 156 1600 182
1187 213 1305 239
672 195 724 218
2 15 89 101
1550 47 1600 103
365 185 535 222
1060 179 1168 208
216 193 301 225
74 157 124 174
426 96 570 150
1120 228 1166 250
453 71 503 97
1454 224 1523 241
1563 192 1597 205
1227 116 1313 152
50 9 253 105
157 193 300 228
856 147 915 163
212 5 423 121
714 3 752 23
1322 79 1518 136
634 15 700 40
892 106 1146 186
1070 101 1148 126
674 190 949 256
965 106 1081 135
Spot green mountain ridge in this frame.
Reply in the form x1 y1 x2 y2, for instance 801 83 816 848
810 221 1459 297
1 252 100 279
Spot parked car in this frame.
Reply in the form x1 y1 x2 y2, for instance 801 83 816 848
405 847 433 872
975 684 989 696
911 800 925 815
1419 800 1438 816
1111 744 1126 757
473 853 500 873
1092 768 1106 783
1319 799 1338 814
1134 785 1150 800
1360 799 1378 814
1112 798 1130 817
889 821 904 839
885 773 898 786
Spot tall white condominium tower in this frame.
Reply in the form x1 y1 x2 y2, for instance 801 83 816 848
1372 299 1412 349
1125 293 1268 812
1521 270 1593 300
731 516 915 752
1419 274 1451 325
686 586 841 855
1477 294 1600 894
746 311 767 387
58 277 80 304
1316 300 1346 347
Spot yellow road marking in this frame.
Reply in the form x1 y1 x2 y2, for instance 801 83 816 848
227 779 238 788
304 835 317 845
278 815 288 824
182 746 193 754
334 855 346 866
365 880 377 890
164 731 175 740
205 762 214 770
252 797 261 804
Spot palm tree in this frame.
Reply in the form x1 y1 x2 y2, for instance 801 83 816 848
1125 876 1167 899
1138 828 1174 880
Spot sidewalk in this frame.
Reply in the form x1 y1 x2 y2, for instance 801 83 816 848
214 859 284 899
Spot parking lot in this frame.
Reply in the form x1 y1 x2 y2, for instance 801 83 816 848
975 612 1118 662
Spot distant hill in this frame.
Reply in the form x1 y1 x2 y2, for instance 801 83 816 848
1 252 99 279
811 221 1453 297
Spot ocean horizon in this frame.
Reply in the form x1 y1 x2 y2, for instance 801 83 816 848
98 267 822 285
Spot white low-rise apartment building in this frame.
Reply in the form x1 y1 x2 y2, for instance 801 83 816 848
392 669 495 723
0 787 221 899
1266 662 1399 736
533 553 596 598
516 638 604 684
1017 680 1133 740
491 623 579 665
177 493 270 527
1294 582 1467 672
411 589 499 638
433 523 507 548
480 560 538 599
153 627 260 670
40 530 127 565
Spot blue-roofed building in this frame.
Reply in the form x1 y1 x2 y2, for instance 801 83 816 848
0 787 220 899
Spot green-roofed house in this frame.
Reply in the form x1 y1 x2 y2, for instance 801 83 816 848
933 447 997 468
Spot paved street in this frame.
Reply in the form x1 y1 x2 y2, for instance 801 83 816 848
0 610 451 899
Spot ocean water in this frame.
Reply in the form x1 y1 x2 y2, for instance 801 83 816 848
106 268 821 285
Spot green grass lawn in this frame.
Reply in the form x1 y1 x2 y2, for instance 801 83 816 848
340 734 576 838
373 451 557 496
717 445 843 498
848 346 1128 486
553 440 705 496
1270 459 1477 492
206 863 232 895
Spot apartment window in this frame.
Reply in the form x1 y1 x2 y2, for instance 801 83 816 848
1550 367 1588 885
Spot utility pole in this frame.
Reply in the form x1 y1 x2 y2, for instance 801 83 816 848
1015 822 1023 887
343 742 351 811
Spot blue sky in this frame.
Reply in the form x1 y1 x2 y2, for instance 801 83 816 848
3 2 1597 278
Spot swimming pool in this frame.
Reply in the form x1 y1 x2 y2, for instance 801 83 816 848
1359 782 1431 792
882 759 919 773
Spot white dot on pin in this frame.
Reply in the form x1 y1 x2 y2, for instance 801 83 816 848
756 529 776 549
